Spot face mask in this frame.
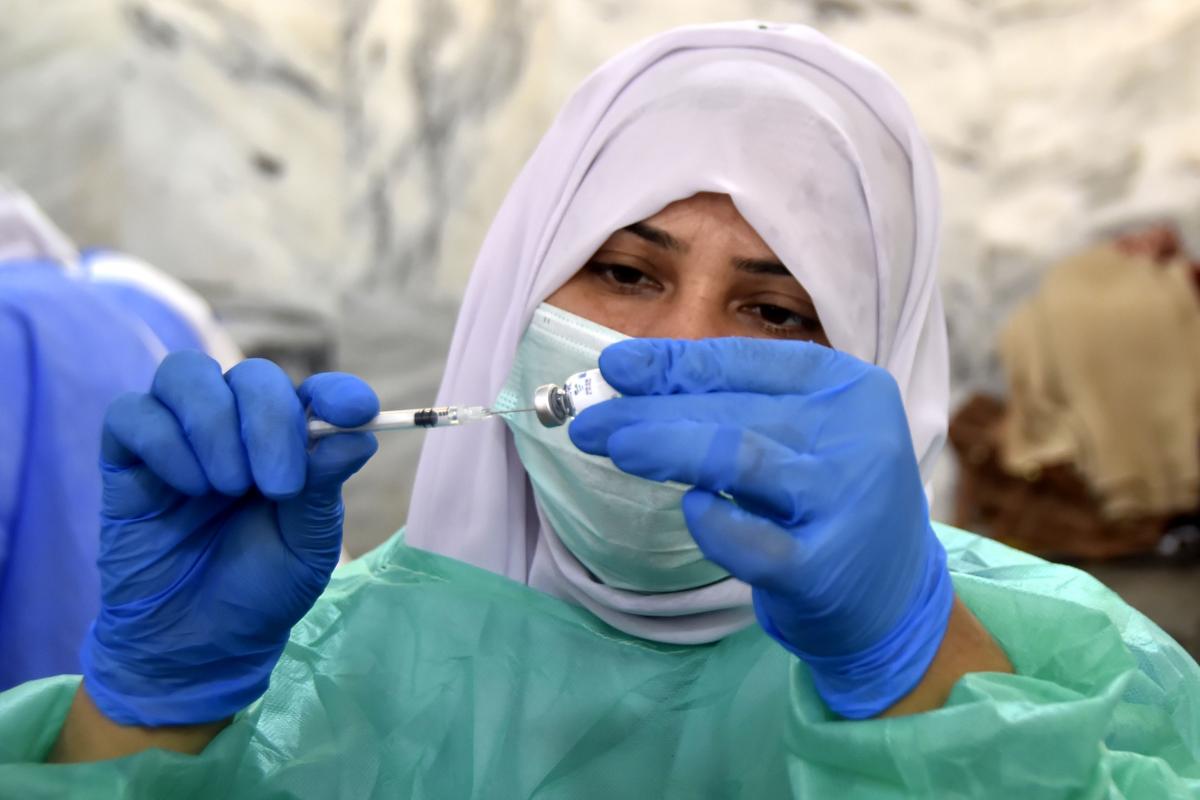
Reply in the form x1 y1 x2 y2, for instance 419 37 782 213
493 304 730 593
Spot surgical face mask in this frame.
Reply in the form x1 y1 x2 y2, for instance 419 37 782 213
494 303 729 593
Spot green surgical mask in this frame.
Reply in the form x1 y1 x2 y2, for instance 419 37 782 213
494 304 729 593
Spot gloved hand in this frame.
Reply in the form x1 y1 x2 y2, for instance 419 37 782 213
569 338 954 719
81 351 379 726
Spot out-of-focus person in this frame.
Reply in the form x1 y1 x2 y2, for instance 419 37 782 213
0 180 240 690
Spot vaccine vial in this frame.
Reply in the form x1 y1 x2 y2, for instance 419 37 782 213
532 368 620 427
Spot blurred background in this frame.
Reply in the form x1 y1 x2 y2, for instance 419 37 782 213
2 0 1198 649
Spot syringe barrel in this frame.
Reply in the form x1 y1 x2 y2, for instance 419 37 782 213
308 408 433 438
307 405 495 438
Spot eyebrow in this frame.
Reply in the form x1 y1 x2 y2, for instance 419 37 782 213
732 257 792 277
622 222 687 253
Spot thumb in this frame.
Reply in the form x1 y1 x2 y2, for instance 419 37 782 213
276 432 378 565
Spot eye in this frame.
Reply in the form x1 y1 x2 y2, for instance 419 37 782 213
586 262 661 293
746 304 825 337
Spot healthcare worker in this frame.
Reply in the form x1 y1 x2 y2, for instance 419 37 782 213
2 22 1199 799
0 183 240 691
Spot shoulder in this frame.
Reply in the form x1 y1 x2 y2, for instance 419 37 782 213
937 521 1136 624
936 523 1200 694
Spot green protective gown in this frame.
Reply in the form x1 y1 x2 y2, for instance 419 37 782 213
2 524 1198 799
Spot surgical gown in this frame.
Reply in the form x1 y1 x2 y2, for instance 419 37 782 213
0 262 170 690
1 524 1198 798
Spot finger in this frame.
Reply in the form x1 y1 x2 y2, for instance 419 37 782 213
151 350 252 496
276 432 378 565
569 394 816 456
304 431 378 496
599 338 870 397
602 420 819 526
100 463 185 522
682 489 802 593
99 489 239 589
297 372 380 427
101 393 209 496
226 359 307 500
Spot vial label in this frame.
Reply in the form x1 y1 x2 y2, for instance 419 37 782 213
562 368 620 415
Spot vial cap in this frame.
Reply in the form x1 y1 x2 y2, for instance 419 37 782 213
533 384 569 427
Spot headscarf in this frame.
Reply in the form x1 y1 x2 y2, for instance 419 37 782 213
406 21 947 643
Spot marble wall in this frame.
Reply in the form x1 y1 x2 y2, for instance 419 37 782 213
2 0 1197 548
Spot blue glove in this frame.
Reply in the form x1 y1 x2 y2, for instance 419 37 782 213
569 338 954 719
81 351 379 726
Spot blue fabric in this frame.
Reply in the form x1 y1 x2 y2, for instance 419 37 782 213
571 337 954 718
0 262 161 690
80 250 206 355
82 354 378 725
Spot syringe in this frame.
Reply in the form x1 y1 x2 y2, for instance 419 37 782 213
307 368 619 438
307 405 532 438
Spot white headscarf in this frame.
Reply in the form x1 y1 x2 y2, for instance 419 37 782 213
406 21 947 644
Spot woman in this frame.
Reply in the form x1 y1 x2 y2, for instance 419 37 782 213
2 22 1198 798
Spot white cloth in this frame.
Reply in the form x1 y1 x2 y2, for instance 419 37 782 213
406 21 947 644
82 252 243 371
0 178 243 371
0 178 80 271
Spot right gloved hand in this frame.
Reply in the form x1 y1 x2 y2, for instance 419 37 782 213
570 338 954 719
81 351 379 726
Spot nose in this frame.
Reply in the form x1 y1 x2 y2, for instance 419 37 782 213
638 297 731 340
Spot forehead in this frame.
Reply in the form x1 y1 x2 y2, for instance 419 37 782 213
623 192 778 256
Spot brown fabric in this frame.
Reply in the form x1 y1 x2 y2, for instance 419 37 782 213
1113 223 1185 264
949 394 1165 560
1113 224 1200 299
998 244 1200 519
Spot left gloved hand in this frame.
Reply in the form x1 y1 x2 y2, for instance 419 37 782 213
569 338 954 719
82 354 379 726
